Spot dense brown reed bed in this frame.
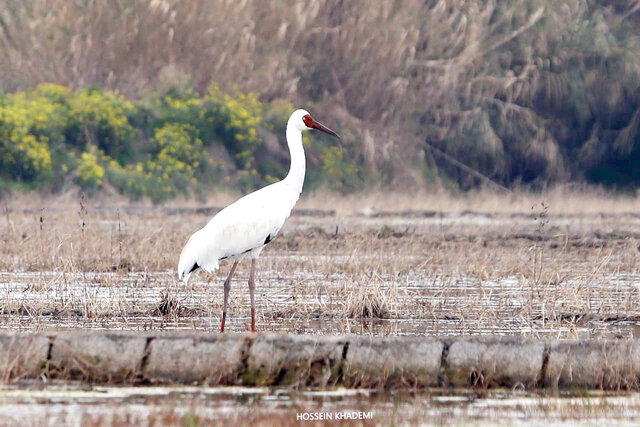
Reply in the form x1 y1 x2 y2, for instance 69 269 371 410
0 190 639 337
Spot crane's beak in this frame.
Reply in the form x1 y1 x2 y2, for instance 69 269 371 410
311 119 340 140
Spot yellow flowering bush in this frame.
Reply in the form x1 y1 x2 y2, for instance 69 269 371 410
148 89 207 137
0 83 362 199
75 152 105 189
151 123 204 167
34 83 73 105
0 88 61 181
203 85 262 170
0 130 52 181
141 123 208 202
1 87 69 140
68 88 137 163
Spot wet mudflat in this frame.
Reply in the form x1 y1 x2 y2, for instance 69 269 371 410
1 382 639 426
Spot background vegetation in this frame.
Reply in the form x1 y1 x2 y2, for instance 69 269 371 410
0 84 355 201
1 0 640 200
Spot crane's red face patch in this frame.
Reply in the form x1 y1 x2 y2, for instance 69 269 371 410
302 114 313 128
303 114 340 139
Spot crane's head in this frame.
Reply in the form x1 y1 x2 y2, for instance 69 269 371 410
289 109 340 139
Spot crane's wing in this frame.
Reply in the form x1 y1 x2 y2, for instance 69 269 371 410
178 181 296 282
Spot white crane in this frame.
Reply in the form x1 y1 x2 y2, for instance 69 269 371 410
178 109 339 332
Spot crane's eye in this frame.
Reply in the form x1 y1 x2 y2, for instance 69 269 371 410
302 114 313 128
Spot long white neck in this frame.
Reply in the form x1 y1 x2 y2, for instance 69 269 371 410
284 121 306 195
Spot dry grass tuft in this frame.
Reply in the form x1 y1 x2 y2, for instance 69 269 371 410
346 283 392 319
154 290 185 317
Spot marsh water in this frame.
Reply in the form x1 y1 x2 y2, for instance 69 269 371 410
3 209 640 338
1 266 639 339
1 382 639 426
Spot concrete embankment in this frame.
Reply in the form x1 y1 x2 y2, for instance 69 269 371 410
1 332 638 389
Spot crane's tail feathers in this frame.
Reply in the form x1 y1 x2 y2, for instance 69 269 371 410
178 261 200 283
178 229 222 283
178 247 198 283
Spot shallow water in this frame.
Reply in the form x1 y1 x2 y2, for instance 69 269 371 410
0 383 638 426
0 262 639 338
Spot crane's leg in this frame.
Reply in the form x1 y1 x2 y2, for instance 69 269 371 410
221 260 239 333
248 258 256 332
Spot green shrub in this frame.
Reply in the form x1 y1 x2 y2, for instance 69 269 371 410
75 152 105 189
263 99 295 134
67 88 137 164
147 88 206 139
203 85 262 170
0 130 52 181
141 123 208 203
0 82 366 199
321 146 360 193
0 90 60 182
33 83 73 105
150 123 205 167
105 159 146 201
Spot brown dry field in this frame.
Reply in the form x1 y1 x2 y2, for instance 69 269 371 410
1 188 639 338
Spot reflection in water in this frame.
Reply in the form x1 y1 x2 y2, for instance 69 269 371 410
0 383 638 425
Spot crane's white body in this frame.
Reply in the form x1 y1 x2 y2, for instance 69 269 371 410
177 109 308 282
